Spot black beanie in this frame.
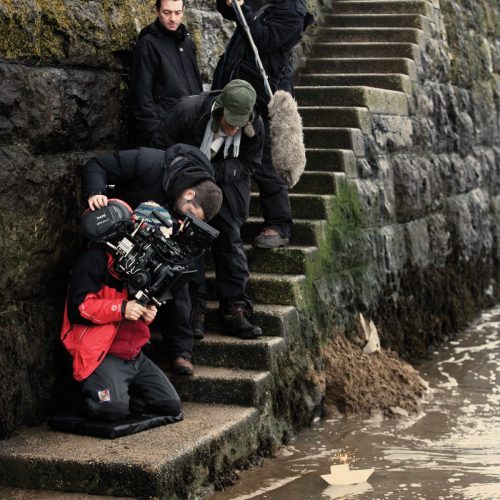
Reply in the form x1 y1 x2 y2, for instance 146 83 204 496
162 144 216 201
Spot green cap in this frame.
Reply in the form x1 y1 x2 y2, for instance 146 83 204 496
215 79 256 128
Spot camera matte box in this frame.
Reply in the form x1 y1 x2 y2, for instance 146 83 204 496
81 199 133 241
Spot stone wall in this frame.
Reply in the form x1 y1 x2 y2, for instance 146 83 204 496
0 0 327 438
316 0 500 358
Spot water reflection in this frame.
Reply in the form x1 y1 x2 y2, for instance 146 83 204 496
322 482 373 499
209 306 500 500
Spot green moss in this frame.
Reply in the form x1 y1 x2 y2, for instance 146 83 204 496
0 0 154 64
298 179 367 329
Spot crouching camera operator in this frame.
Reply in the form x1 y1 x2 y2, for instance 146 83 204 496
81 143 223 376
60 192 219 423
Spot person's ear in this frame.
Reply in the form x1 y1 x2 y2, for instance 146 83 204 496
184 188 196 201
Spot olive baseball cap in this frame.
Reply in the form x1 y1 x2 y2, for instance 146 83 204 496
216 79 256 127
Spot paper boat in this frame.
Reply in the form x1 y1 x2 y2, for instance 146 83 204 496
321 463 374 486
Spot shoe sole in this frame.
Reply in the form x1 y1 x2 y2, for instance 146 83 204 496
221 329 263 340
253 239 289 249
193 329 204 340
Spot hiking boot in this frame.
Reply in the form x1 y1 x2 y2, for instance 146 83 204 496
191 309 205 340
172 357 194 376
253 228 289 249
220 302 263 339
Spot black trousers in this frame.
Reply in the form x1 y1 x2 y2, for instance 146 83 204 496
155 284 194 361
252 116 293 238
190 176 252 309
80 352 181 422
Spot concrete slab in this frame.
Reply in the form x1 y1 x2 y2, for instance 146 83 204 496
0 403 259 499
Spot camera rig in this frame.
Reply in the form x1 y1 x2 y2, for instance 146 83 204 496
81 200 219 306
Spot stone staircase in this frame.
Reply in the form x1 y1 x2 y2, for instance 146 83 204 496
0 1 432 498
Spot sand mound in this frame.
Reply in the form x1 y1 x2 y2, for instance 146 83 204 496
323 334 428 417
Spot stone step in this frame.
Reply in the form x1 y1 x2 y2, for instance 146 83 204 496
245 244 319 275
149 327 286 371
296 86 409 115
303 58 417 80
0 403 260 498
298 73 412 94
168 365 273 407
205 240 319 274
316 27 425 45
306 148 357 176
206 271 306 306
324 13 430 30
192 334 286 371
252 169 344 194
303 127 365 155
333 1 434 17
251 192 336 219
205 302 301 340
243 217 327 246
310 42 420 62
293 169 346 194
299 106 372 133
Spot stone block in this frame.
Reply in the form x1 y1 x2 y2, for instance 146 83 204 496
376 224 408 275
427 213 451 265
0 0 153 68
392 154 433 221
404 217 431 269
0 63 125 151
372 114 414 152
445 188 493 261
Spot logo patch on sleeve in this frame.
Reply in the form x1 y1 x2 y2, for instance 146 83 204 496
97 389 111 403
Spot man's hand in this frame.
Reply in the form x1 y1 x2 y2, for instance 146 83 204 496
142 305 158 323
226 0 244 7
124 300 149 321
88 194 108 211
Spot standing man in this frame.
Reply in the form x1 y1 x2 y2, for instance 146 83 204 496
129 0 203 146
152 80 265 340
213 0 313 249
129 0 205 344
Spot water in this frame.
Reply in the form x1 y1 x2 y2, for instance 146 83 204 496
208 306 500 500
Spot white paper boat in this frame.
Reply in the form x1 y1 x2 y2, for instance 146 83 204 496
321 463 374 486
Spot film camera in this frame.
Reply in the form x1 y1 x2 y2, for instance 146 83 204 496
81 199 219 306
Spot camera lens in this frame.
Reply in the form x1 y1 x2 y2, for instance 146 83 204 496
132 271 151 288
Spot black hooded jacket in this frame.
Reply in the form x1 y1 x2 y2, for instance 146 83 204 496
212 0 313 96
129 20 203 144
82 144 215 210
151 91 264 185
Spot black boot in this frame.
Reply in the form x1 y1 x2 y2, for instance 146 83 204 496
220 301 263 339
191 308 205 340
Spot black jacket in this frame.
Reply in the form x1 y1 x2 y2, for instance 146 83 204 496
82 144 215 210
151 91 265 186
212 0 313 97
129 20 203 144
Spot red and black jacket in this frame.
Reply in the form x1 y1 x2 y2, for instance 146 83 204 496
60 247 150 381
